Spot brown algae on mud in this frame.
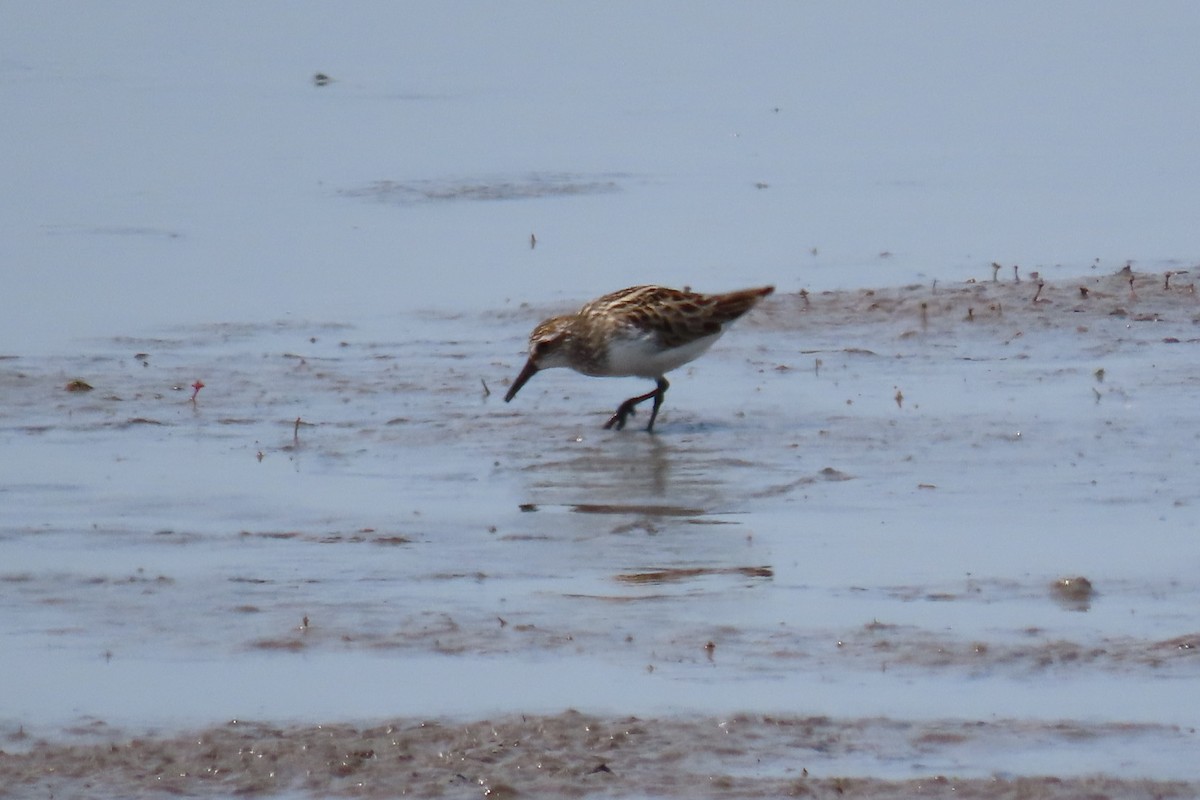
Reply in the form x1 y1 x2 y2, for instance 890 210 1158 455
750 267 1200 349
615 566 774 584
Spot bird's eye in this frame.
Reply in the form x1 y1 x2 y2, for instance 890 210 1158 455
533 340 550 358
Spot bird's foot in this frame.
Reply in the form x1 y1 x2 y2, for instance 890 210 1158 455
604 382 666 432
603 399 641 430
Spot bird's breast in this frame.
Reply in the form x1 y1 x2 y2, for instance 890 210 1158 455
601 329 722 378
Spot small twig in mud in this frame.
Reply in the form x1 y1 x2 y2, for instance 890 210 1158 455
1032 278 1045 303
1079 286 1089 298
189 379 205 403
991 262 1001 282
894 388 904 408
1013 264 1021 283
1119 262 1137 298
529 233 537 249
294 416 302 445
481 378 491 397
920 302 928 329
799 288 810 310
966 307 974 322
1164 271 1174 290
813 358 822 377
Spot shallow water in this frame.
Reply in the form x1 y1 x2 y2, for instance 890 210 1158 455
5 5 1200 793
2 268 1198 796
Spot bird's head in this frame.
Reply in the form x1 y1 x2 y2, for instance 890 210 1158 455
504 316 574 402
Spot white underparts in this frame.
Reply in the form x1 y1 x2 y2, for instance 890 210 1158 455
602 330 723 378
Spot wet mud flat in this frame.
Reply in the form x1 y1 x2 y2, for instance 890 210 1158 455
2 267 1199 797
1 711 1196 799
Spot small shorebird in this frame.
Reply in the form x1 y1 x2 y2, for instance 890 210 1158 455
504 284 774 432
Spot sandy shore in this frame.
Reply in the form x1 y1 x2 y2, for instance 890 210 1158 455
2 711 1196 798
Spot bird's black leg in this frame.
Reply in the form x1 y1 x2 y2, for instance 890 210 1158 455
644 377 669 433
604 377 669 432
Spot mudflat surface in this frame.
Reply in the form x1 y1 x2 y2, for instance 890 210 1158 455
7 6 1200 795
2 712 1196 799
2 268 1198 797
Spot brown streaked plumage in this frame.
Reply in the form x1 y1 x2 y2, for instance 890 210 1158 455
504 284 773 432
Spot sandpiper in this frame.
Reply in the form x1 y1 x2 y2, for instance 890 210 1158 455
504 284 774 432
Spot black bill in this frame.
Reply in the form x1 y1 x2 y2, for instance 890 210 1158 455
504 358 539 402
